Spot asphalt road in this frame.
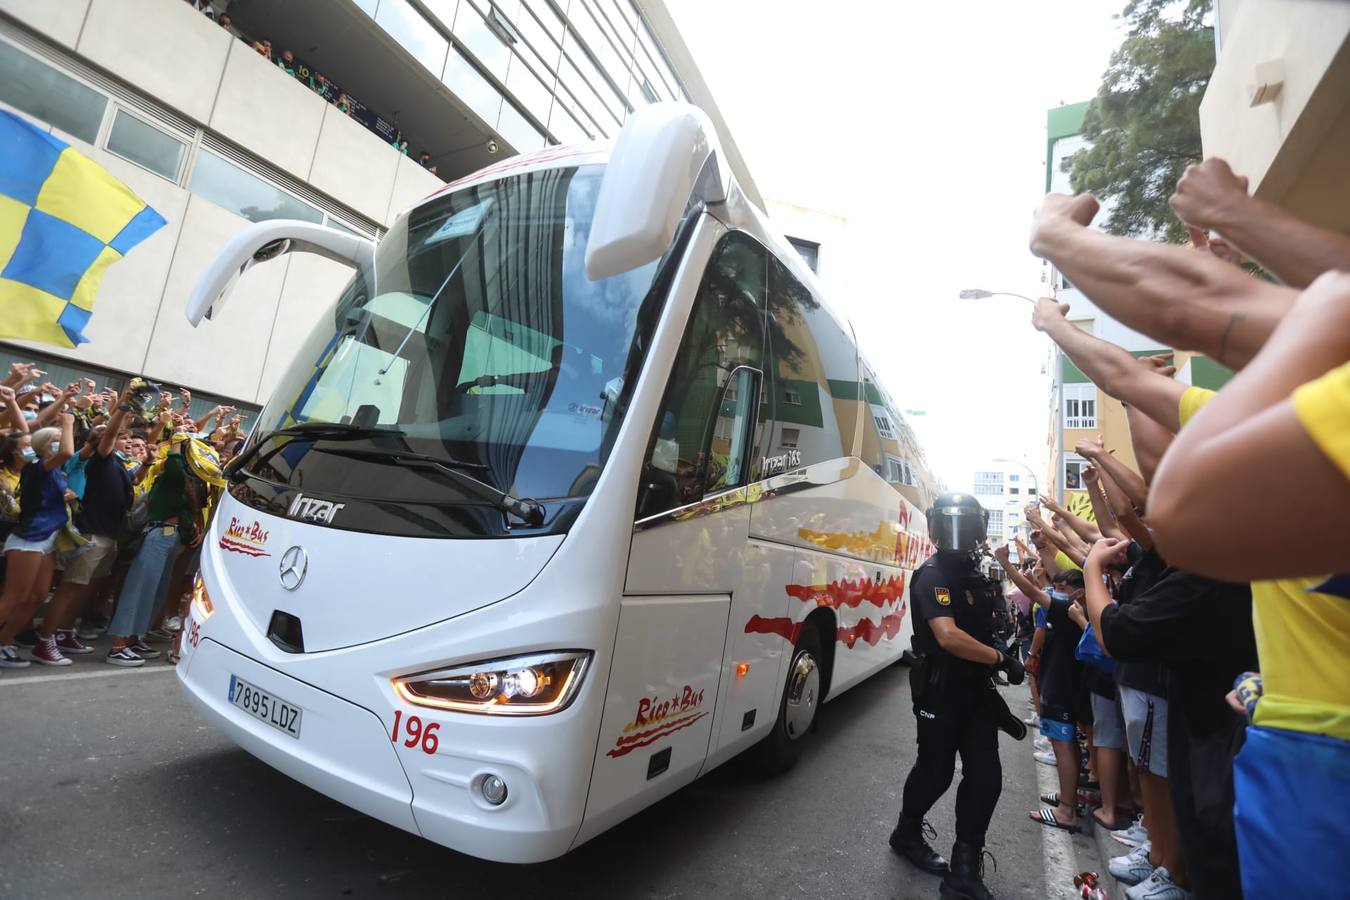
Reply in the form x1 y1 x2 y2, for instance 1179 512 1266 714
0 657 1100 900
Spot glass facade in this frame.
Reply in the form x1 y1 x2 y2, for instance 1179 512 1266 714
356 0 692 151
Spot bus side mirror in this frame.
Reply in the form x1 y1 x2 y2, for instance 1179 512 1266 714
585 102 731 282
185 219 376 326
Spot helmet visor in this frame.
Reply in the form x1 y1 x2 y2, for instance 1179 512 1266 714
931 508 987 552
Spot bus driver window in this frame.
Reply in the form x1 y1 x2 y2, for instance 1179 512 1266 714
636 234 768 519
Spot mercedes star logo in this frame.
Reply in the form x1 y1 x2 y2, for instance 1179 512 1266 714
278 546 308 591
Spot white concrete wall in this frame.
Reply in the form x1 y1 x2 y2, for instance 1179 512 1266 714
0 0 89 48
0 0 451 404
78 0 231 124
209 38 328 182
309 102 402 223
1200 0 1350 193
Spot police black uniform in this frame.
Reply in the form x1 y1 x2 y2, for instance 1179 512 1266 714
888 493 1023 900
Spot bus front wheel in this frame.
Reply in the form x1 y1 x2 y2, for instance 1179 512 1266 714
755 624 823 774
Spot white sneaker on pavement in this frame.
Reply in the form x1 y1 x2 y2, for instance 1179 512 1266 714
1126 866 1190 900
1033 737 1050 752
1112 814 1149 847
0 644 31 668
1034 749 1056 766
1109 842 1155 886
106 646 146 667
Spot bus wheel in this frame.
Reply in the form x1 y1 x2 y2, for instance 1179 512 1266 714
755 624 823 774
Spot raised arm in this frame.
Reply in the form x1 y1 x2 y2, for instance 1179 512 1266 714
1150 271 1350 578
1170 158 1350 290
1093 463 1153 549
1033 299 1188 431
996 543 1050 607
1082 466 1124 540
1083 538 1131 652
1031 193 1296 369
1039 491 1101 545
1076 436 1150 510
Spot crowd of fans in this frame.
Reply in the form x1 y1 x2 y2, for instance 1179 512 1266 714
184 0 440 173
0 366 246 670
992 156 1349 899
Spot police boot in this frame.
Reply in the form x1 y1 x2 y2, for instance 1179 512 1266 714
888 814 949 875
939 840 997 900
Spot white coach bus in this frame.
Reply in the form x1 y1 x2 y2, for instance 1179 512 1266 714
177 103 935 863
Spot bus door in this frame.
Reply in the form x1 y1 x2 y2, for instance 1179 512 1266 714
582 233 772 832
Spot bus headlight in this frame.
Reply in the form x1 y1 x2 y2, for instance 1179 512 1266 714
393 651 591 716
191 575 215 621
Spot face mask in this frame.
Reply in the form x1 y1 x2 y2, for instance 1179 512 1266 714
20 447 38 462
1047 589 1070 603
21 410 36 422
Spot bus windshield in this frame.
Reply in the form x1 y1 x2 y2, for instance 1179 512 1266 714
240 164 663 537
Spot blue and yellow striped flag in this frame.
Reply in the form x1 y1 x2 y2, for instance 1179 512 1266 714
0 110 165 347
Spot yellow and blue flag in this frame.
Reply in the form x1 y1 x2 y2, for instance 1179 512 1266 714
0 109 165 348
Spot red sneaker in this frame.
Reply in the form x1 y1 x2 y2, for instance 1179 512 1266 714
31 637 72 666
55 630 94 655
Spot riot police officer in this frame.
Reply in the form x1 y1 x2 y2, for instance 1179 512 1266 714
889 493 1025 900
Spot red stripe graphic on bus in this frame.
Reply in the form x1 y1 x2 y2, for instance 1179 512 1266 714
836 604 908 649
745 576 908 650
606 712 708 758
785 575 906 610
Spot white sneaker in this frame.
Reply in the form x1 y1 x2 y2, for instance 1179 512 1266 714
1109 842 1155 886
1034 749 1056 766
1033 737 1050 752
1126 866 1189 900
1112 815 1149 847
0 644 31 668
106 647 146 668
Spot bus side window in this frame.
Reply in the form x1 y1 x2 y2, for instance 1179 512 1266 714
766 257 847 470
636 234 768 519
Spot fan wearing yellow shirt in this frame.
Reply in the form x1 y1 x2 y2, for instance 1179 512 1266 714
1150 271 1350 898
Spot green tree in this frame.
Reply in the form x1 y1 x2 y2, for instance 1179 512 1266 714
1067 0 1214 244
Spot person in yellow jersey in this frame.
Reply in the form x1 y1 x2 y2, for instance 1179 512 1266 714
1149 271 1350 898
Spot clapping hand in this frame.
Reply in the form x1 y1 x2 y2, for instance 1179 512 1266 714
1087 536 1130 569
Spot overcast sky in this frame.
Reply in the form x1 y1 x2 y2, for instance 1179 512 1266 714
670 0 1128 491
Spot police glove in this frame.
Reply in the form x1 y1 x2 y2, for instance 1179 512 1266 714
997 651 1026 686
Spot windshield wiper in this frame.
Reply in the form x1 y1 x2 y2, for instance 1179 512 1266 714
321 447 545 527
226 422 403 481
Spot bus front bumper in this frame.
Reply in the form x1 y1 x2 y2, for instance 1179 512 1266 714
177 637 584 863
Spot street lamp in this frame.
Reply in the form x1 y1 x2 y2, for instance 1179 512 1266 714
959 288 1036 304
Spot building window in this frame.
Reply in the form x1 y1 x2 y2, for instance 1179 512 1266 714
988 510 1004 533
886 455 915 486
870 405 896 440
780 427 800 450
1063 383 1097 429
1008 473 1019 482
783 387 802 406
189 151 323 225
787 236 820 273
1008 487 1019 495
974 471 1003 494
106 110 185 181
0 40 107 145
1063 453 1088 491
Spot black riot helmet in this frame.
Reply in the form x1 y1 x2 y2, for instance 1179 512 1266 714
927 492 989 553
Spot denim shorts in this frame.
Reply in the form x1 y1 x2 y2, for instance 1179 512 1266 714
4 531 57 555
